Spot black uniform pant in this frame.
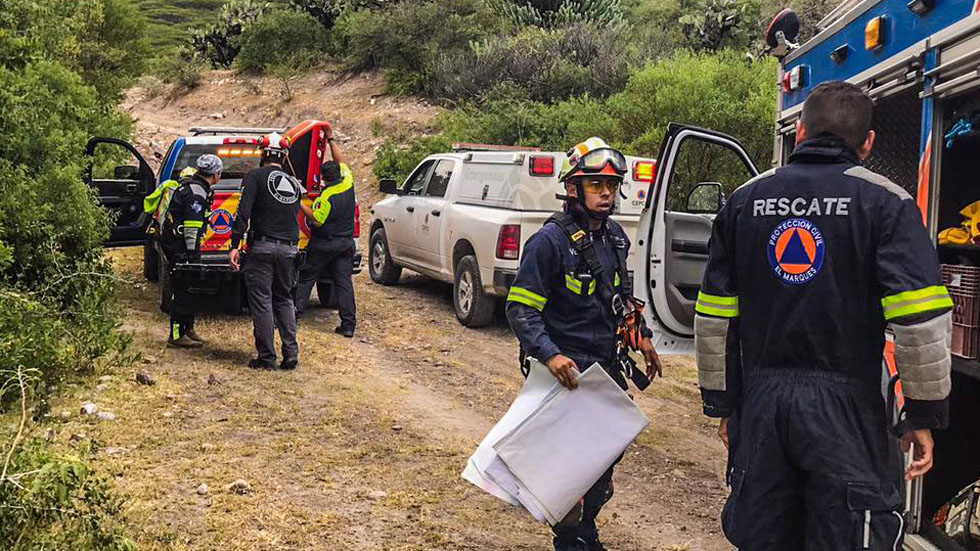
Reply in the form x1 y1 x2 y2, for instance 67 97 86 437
168 250 195 341
294 237 356 330
243 240 299 366
722 370 905 551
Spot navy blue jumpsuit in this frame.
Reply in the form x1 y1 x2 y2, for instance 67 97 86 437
695 136 953 550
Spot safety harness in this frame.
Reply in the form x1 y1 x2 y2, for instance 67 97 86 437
519 212 652 390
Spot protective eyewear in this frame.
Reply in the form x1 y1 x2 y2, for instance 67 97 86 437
571 148 628 176
581 178 621 193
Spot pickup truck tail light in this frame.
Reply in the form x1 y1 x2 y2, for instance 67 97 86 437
529 155 555 176
633 160 656 183
496 225 521 260
353 203 361 239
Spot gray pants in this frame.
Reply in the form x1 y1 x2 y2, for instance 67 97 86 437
243 240 298 366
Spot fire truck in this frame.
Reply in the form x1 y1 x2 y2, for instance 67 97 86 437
84 120 362 314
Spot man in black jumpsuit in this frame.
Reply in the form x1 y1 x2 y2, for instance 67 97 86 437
167 154 221 348
696 82 952 550
229 133 302 370
294 128 358 337
506 137 661 551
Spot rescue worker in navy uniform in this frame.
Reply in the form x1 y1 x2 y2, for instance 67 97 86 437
506 137 662 551
294 127 358 337
166 155 222 348
695 81 953 550
229 133 302 370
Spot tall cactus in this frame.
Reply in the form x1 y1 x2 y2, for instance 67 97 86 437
487 0 626 29
189 0 270 68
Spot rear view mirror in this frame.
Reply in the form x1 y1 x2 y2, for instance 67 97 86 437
114 165 140 179
687 182 725 214
379 178 399 195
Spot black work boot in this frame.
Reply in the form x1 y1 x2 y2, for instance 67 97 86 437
247 358 276 370
168 335 203 349
553 537 590 551
185 329 206 343
279 358 298 371
334 326 354 338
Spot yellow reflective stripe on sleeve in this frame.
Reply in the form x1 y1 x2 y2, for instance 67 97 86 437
882 286 953 320
184 220 204 228
313 173 355 225
507 287 547 311
695 291 739 318
614 273 621 286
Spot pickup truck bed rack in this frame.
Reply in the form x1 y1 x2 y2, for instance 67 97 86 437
189 126 287 136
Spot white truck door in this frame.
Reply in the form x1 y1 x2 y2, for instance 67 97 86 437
637 123 758 352
415 159 455 272
389 159 435 262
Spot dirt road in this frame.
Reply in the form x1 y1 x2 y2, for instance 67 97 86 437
50 70 736 550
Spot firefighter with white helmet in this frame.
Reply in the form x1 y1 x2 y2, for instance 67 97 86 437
229 132 303 370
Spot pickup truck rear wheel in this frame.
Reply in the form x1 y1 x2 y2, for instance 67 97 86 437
144 241 159 282
454 255 495 328
369 228 401 285
159 254 172 314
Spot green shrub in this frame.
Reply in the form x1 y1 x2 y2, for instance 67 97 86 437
604 50 776 162
333 0 507 95
236 9 328 73
374 134 454 183
190 0 270 68
155 49 205 90
487 0 627 29
289 0 396 27
432 23 637 103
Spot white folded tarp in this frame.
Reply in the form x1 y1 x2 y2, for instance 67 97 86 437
463 361 650 525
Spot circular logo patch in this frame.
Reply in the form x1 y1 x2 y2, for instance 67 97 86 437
209 209 233 235
267 170 299 205
767 218 825 285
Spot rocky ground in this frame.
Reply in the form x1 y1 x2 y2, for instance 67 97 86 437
42 68 734 550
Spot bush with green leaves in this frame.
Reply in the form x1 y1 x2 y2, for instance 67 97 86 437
236 9 329 73
190 0 270 68
0 0 149 104
432 23 637 103
374 134 454 183
289 0 397 27
678 0 762 52
487 0 626 29
1 362 134 550
333 0 508 95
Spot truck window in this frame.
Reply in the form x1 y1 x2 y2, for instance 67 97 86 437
425 160 453 198
404 160 434 195
666 140 754 213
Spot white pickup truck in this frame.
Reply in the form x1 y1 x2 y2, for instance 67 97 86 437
368 144 657 327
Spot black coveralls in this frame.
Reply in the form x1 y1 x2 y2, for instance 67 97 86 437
167 173 212 341
695 136 953 550
232 164 302 367
294 162 357 330
506 209 630 551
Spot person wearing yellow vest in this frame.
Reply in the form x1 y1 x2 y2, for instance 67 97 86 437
295 127 358 337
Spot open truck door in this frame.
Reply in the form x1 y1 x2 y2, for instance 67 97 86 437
636 123 759 353
85 137 155 247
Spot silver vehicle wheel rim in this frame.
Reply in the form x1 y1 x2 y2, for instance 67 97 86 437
372 240 386 274
458 271 473 315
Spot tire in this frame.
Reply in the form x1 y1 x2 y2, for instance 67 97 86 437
369 228 401 286
159 253 173 314
453 255 495 328
143 241 159 282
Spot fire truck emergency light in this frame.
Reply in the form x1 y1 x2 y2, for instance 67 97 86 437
865 17 886 50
